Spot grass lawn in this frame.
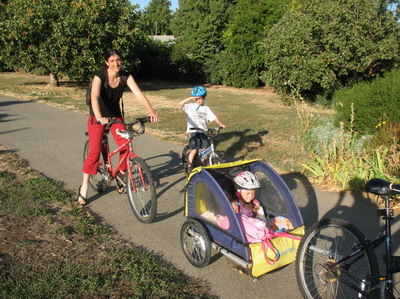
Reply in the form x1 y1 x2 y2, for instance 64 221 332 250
0 72 334 174
0 146 217 298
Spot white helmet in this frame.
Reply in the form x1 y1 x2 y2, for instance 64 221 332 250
234 171 260 190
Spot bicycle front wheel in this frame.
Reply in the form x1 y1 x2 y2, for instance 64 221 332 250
209 153 223 165
126 156 157 223
83 140 107 193
296 218 378 299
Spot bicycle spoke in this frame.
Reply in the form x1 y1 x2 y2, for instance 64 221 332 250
296 219 378 299
126 156 157 223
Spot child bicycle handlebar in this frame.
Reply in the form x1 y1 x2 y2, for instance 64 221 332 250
189 126 223 137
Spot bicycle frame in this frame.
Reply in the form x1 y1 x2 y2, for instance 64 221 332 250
190 127 222 167
100 128 144 193
198 143 215 163
84 116 157 223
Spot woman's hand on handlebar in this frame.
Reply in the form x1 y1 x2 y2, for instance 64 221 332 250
148 111 159 123
98 117 110 125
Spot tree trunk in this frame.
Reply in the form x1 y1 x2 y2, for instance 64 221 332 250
49 73 59 87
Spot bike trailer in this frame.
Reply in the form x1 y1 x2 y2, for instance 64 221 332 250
182 159 304 278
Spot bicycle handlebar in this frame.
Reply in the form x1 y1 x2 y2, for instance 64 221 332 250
95 116 150 126
95 116 151 136
189 127 223 136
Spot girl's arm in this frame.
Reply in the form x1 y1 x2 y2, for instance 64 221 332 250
231 201 239 214
126 75 159 123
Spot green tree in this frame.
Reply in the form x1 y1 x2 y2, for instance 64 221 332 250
144 0 173 35
262 0 400 100
171 0 233 80
207 0 288 88
0 0 56 76
0 0 145 85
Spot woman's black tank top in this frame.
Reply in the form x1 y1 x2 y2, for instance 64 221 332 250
90 69 129 118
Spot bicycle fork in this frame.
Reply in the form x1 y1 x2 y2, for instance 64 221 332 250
126 154 148 193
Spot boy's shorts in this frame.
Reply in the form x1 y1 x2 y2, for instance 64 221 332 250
189 133 209 150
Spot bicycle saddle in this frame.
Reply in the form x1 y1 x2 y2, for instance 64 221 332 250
365 178 392 196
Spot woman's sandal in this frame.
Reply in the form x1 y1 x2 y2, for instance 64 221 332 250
116 173 125 194
76 186 87 205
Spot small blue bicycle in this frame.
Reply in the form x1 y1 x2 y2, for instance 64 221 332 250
181 127 224 176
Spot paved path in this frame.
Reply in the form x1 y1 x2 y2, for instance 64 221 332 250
1 95 399 298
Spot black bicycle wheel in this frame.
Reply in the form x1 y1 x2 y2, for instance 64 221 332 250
126 156 157 223
83 140 107 193
181 219 211 268
182 145 201 176
181 145 190 165
181 145 190 174
296 218 379 299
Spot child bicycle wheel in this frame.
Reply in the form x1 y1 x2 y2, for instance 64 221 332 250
207 152 223 166
126 156 157 223
83 140 108 192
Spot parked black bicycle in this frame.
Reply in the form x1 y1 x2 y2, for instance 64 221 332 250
296 178 400 298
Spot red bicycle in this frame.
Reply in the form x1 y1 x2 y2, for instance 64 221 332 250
83 117 157 223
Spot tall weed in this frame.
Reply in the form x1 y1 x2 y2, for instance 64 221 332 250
302 109 400 190
287 81 320 153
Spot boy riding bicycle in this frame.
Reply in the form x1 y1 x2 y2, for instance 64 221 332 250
178 86 226 173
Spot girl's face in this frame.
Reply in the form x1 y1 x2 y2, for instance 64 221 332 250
240 189 256 203
106 54 122 72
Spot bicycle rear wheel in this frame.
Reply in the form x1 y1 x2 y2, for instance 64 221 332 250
182 145 201 175
296 218 378 299
126 156 157 223
83 140 107 192
181 145 190 174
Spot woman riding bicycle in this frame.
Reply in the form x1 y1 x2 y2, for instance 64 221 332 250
77 49 159 205
178 86 226 173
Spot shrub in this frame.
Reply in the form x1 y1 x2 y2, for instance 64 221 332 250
334 69 400 134
206 0 287 88
262 0 400 100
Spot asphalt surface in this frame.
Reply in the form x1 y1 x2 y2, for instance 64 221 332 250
1 94 399 298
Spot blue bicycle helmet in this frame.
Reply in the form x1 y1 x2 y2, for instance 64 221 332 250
191 86 207 97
